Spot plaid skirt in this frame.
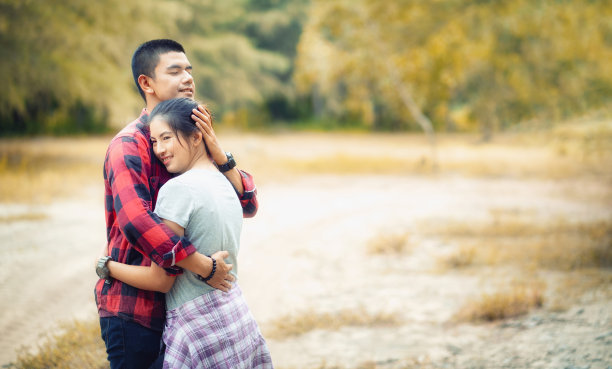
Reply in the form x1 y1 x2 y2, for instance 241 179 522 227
162 284 273 369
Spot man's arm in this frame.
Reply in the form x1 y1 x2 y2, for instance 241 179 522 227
108 261 175 293
105 133 233 289
235 169 258 218
106 134 195 269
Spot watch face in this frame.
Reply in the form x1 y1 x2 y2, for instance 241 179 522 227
96 257 110 279
96 265 107 279
96 266 105 279
218 152 236 172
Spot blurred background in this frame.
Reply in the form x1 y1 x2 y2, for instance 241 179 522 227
1 1 611 368
1 0 611 135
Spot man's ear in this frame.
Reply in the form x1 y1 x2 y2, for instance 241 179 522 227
137 74 155 95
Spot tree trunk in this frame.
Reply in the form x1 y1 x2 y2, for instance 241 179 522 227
384 60 438 169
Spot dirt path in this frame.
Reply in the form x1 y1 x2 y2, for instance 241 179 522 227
0 185 104 365
1 174 611 367
239 175 612 368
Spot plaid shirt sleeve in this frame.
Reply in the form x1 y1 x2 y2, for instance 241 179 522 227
237 169 258 218
105 134 196 269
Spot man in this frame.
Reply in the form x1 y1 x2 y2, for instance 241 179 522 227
94 39 258 369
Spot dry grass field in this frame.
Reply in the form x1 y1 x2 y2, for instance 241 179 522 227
1 118 611 368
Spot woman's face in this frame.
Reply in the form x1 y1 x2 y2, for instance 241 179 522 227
150 116 196 174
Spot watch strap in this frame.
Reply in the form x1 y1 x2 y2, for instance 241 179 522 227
217 152 236 173
96 256 113 281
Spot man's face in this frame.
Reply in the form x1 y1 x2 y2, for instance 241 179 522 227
148 51 195 105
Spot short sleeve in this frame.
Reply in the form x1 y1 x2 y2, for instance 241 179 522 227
154 179 193 229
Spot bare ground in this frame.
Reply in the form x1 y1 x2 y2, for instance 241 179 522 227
0 134 611 368
239 175 612 369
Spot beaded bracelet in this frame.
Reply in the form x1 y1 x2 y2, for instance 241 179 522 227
196 256 216 283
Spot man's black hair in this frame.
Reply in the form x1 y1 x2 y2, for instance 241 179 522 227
131 39 186 102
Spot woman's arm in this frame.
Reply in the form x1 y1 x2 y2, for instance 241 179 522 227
107 261 175 293
107 219 185 293
191 106 243 194
192 106 258 217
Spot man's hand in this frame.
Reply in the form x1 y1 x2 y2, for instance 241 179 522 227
192 105 226 164
206 250 235 292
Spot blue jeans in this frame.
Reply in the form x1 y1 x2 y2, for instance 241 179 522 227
100 317 164 369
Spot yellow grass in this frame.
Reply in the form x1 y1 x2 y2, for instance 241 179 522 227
433 217 612 271
427 213 610 320
224 118 612 181
455 282 545 322
367 232 411 255
265 307 400 340
1 119 611 204
0 213 48 223
442 244 477 269
9 319 107 369
549 270 612 312
0 137 109 203
278 358 436 369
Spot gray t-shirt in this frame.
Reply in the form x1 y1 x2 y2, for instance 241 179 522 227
155 168 243 311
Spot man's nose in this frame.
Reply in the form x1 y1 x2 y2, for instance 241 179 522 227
183 71 193 83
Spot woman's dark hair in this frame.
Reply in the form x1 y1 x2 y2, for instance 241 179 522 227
148 98 213 156
131 39 185 101
148 98 199 146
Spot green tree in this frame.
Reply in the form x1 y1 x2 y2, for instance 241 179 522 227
0 0 167 134
171 0 308 126
0 0 309 135
294 0 612 136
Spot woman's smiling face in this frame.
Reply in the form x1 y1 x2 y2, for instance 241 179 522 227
150 116 195 174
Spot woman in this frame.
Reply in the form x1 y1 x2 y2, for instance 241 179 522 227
106 97 273 369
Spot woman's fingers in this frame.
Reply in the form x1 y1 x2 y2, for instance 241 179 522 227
192 105 212 126
191 105 213 138
192 114 210 135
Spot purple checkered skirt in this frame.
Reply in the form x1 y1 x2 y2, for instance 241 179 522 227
162 284 273 369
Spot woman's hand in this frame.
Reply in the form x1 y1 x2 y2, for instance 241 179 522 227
191 104 245 194
192 105 226 165
206 250 235 292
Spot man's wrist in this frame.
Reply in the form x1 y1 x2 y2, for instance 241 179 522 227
216 152 236 173
211 149 227 165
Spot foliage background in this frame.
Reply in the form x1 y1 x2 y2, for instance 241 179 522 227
1 0 611 135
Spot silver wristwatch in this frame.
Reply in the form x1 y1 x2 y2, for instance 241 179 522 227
96 256 113 282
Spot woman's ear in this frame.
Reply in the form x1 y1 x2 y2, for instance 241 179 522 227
192 131 203 147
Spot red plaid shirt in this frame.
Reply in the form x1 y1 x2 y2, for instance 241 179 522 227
94 109 258 331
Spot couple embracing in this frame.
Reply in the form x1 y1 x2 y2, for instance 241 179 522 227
94 39 273 369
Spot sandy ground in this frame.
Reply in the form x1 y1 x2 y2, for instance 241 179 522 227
1 162 611 367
